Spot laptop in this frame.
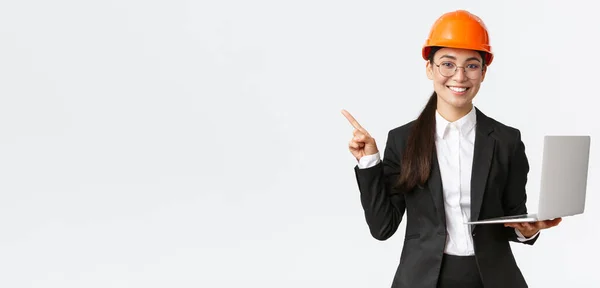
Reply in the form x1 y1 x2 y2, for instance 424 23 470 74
465 135 591 225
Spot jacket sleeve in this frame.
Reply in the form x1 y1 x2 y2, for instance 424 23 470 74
354 130 407 241
502 130 540 245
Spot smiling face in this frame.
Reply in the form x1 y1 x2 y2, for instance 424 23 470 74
426 47 487 119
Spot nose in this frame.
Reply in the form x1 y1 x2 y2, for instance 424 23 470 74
452 67 468 82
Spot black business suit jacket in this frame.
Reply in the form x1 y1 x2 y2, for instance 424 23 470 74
354 108 539 288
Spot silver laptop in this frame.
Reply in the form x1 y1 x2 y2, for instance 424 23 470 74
466 135 591 225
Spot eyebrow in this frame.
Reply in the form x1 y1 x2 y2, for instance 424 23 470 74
439 55 482 63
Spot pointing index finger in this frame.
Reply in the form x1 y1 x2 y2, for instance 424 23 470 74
341 109 365 131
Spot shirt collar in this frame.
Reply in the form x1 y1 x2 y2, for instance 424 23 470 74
435 106 477 139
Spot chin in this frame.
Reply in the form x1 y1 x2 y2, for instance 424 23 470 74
440 94 472 108
451 99 472 108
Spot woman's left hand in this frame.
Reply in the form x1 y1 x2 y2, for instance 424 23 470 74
504 218 563 238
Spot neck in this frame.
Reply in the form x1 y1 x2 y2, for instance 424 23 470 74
436 102 473 122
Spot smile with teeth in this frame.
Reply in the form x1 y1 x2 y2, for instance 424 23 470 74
448 86 469 93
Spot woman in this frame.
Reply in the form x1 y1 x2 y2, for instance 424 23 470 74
342 10 561 288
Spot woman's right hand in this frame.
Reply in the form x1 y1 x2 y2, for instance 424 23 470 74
342 109 379 161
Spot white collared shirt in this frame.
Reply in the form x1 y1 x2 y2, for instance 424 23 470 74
434 107 477 255
357 106 535 256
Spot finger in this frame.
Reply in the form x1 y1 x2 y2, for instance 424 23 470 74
353 133 371 143
544 218 562 228
508 222 526 230
349 139 366 149
353 128 364 137
341 109 367 133
521 222 536 231
354 130 373 141
350 140 365 148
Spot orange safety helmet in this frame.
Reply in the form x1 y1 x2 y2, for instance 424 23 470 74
422 10 493 66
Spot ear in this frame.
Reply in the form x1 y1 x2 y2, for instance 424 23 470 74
426 61 434 80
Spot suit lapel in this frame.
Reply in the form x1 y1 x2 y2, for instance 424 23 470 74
470 108 495 230
428 151 446 226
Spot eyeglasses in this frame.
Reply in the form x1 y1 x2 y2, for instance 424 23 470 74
433 61 484 79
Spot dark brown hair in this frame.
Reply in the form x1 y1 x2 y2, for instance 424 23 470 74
394 47 487 193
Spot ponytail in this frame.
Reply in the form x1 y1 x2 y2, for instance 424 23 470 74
395 92 437 193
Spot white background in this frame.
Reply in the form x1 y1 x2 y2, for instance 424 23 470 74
0 0 597 287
